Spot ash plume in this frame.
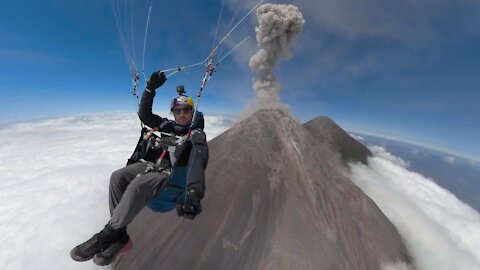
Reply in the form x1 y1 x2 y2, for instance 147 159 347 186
249 4 305 108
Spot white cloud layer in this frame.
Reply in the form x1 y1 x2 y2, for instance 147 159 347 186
348 133 365 141
368 145 410 168
0 112 233 270
2 113 479 270
381 261 414 270
349 146 480 270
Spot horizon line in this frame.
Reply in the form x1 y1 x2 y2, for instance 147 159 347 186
345 126 480 164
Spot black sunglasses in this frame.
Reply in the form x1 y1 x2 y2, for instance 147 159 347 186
172 107 192 115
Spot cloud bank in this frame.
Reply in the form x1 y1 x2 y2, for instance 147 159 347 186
0 112 233 270
349 146 480 270
2 112 479 270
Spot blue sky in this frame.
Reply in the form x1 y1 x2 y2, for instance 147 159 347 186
1 0 479 160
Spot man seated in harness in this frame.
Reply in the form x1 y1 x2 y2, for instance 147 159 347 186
70 71 209 266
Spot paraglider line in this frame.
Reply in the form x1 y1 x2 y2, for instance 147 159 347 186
205 0 264 62
218 35 252 64
141 2 153 82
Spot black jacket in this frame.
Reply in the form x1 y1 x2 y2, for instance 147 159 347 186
135 88 209 198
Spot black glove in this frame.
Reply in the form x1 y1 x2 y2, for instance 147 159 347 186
158 121 174 132
146 71 167 91
177 189 202 220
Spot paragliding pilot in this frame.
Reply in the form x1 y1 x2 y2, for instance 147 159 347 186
70 71 209 266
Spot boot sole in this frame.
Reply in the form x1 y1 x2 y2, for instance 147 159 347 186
93 240 133 266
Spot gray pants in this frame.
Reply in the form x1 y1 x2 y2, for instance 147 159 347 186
108 162 169 229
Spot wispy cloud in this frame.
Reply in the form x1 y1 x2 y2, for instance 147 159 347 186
235 0 480 102
290 0 480 41
0 48 72 65
0 30 24 46
444 156 456 165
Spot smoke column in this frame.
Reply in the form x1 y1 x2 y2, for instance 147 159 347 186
249 4 305 107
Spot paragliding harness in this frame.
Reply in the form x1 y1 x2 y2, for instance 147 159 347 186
127 125 200 213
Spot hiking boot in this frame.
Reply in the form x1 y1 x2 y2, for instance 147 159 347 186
70 224 126 262
93 237 133 266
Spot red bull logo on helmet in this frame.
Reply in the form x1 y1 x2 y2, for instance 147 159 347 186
170 95 194 111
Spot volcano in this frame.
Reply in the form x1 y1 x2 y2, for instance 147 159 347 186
114 109 413 270
303 116 372 165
